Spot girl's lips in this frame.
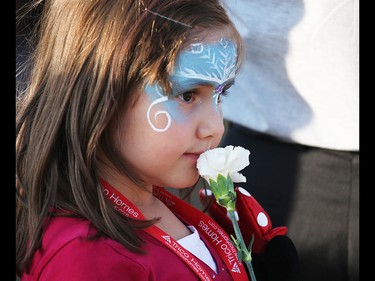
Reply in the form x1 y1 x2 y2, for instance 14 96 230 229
183 153 201 162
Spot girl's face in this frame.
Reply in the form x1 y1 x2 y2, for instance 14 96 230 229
116 35 238 189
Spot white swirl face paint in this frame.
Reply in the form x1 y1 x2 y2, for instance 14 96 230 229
144 38 237 132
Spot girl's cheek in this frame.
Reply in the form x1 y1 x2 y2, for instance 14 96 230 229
144 84 223 133
165 101 188 123
143 84 171 132
146 95 172 132
144 91 188 132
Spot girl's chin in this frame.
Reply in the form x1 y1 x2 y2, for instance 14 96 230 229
167 174 200 190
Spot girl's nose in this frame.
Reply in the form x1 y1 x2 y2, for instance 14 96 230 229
196 99 225 140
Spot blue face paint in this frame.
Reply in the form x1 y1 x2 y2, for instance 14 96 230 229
145 38 238 132
169 38 237 96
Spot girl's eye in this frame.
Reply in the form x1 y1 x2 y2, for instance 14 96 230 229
216 79 234 103
177 91 195 103
217 90 229 103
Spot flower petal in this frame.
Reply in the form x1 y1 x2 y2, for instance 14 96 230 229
197 145 250 184
230 172 247 183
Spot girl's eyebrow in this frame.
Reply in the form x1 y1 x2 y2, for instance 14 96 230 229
170 77 236 96
169 79 213 96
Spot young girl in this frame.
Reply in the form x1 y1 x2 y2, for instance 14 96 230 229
16 0 249 280
16 1 299 280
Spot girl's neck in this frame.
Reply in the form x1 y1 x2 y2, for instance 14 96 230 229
98 166 155 208
99 168 192 239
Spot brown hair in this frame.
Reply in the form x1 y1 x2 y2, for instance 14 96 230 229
16 0 243 275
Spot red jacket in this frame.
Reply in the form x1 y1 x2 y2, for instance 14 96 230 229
20 215 236 281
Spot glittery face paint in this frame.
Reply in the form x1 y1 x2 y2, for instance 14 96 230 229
145 38 237 132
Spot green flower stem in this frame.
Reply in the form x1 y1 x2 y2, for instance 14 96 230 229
228 210 257 281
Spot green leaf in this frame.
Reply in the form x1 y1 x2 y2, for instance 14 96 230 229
209 179 220 198
216 174 228 194
226 174 235 193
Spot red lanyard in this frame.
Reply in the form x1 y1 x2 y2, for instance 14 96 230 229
100 179 249 281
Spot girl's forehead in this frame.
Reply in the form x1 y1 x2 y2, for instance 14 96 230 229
169 38 237 94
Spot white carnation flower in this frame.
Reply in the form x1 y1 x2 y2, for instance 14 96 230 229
197 145 250 184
